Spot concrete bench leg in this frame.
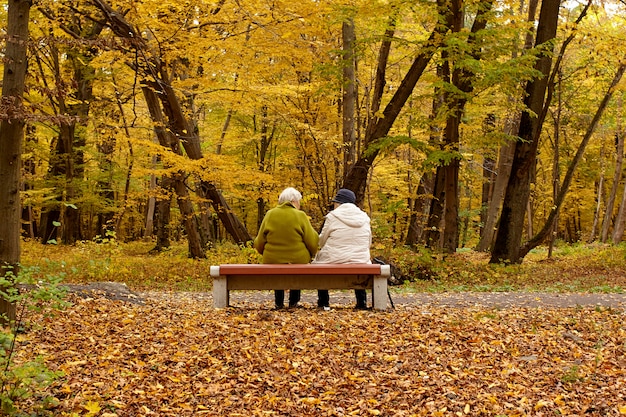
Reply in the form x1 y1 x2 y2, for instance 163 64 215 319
213 277 229 308
372 275 387 311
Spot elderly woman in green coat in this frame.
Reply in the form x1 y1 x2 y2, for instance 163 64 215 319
254 187 319 309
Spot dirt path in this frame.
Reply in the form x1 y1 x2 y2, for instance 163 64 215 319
63 282 626 309
141 289 626 310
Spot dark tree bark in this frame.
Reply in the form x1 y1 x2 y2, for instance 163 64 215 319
108 76 135 237
257 106 275 174
404 175 434 245
434 0 494 252
409 62 445 247
424 166 446 248
0 0 31 324
94 132 116 238
479 156 496 233
254 105 275 228
342 18 357 174
490 0 561 263
202 183 252 243
476 0 538 252
21 125 37 239
547 72 563 258
153 178 172 252
439 0 463 253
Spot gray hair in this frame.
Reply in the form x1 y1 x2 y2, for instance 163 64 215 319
278 187 302 204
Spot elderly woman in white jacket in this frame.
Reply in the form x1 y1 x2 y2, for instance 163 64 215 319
313 189 372 309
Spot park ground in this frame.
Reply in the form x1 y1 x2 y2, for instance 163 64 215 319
12 287 626 416
10 241 626 416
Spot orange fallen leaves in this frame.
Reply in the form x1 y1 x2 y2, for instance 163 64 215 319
14 295 626 416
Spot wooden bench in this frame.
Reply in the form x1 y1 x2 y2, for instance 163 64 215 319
210 263 391 310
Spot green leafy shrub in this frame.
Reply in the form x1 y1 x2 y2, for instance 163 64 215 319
376 245 439 282
0 265 67 416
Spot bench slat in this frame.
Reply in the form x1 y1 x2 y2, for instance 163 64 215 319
224 274 372 290
212 263 384 276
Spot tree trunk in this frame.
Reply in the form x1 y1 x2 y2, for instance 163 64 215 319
405 174 434 245
21 125 37 239
440 0 494 252
201 183 252 243
215 109 233 155
342 18 357 174
518 63 626 258
478 114 497 243
172 173 205 259
601 131 624 242
547 69 564 258
611 159 626 243
476 126 518 252
95 133 116 238
440 0 463 253
418 63 445 247
490 0 561 263
0 0 31 324
476 0 538 252
153 180 172 252
145 172 157 237
611 100 626 244
141 85 206 257
589 161 605 243
590 135 609 243
107 76 135 236
442 158 460 252
479 154 496 236
424 166 446 248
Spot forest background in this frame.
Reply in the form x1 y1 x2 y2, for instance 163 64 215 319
2 0 626 271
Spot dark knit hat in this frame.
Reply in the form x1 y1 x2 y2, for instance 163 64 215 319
331 189 356 204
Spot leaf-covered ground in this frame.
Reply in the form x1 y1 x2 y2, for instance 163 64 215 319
17 294 626 416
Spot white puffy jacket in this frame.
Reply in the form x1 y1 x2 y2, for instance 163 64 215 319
312 203 372 264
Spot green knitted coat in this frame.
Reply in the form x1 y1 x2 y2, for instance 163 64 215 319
254 202 319 264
